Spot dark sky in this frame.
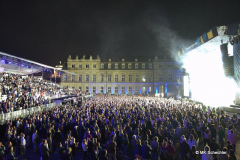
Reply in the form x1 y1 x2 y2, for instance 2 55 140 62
0 0 239 65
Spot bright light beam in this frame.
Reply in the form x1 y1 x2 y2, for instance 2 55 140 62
182 43 238 107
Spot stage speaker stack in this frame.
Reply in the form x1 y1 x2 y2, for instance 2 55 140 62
220 43 234 78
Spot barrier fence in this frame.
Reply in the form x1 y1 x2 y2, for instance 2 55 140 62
0 102 56 125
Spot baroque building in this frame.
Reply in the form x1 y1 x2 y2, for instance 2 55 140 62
61 55 183 98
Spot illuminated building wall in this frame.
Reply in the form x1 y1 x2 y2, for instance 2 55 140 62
61 55 183 98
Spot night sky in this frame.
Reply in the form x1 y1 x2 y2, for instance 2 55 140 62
0 0 239 66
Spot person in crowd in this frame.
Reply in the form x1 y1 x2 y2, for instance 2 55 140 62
189 145 198 160
218 147 228 160
32 130 38 153
57 143 65 160
63 147 73 160
218 125 225 149
141 140 152 160
70 138 78 160
187 134 196 149
6 146 18 160
228 149 237 160
121 133 129 157
180 137 190 160
82 139 88 160
201 145 213 160
40 139 50 160
165 140 175 160
99 149 108 160
227 129 237 152
0 142 5 160
226 140 234 154
150 136 159 160
107 137 116 160
131 135 137 159
209 138 219 160
19 133 26 160
203 128 211 146
135 139 142 160
91 146 99 160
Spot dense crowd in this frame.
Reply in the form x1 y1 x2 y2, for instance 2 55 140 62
0 95 239 160
0 73 72 113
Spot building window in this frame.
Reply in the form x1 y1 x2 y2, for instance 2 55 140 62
79 87 81 91
108 75 111 82
93 86 96 93
101 63 104 69
72 75 75 82
108 63 111 69
86 86 89 93
169 74 172 81
159 74 163 81
177 73 182 82
149 74 153 82
93 75 96 82
108 87 111 93
115 87 118 94
136 86 139 93
115 75 118 82
142 75 146 82
72 65 75 69
129 75 132 82
149 87 152 92
86 75 89 82
136 75 139 82
115 63 118 69
100 74 104 82
122 87 125 94
149 63 152 69
142 63 145 69
135 63 138 69
128 63 132 69
86 64 89 68
122 75 125 82
122 63 125 69
159 64 162 68
79 64 82 69
93 64 96 68
129 87 132 93
101 87 104 93
63 75 67 82
79 75 82 82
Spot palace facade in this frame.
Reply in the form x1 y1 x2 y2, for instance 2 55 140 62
61 55 183 98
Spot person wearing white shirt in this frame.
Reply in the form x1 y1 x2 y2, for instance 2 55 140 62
20 133 26 160
188 134 196 149
32 130 38 152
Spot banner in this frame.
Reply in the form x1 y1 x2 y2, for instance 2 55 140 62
178 26 218 56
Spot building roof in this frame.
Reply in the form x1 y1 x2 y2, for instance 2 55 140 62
0 51 77 75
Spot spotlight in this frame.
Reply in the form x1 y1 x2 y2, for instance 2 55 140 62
9 61 11 64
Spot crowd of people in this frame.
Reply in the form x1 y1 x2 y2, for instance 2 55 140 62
0 95 239 160
0 73 72 113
